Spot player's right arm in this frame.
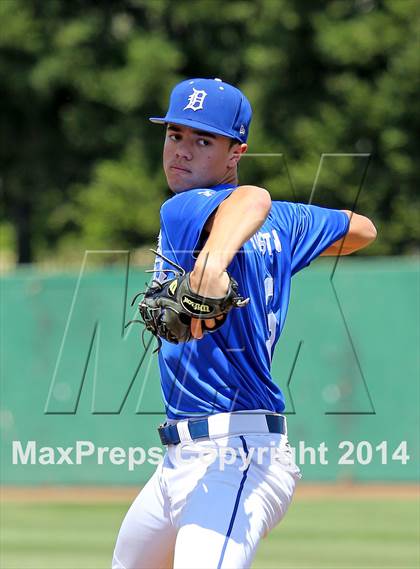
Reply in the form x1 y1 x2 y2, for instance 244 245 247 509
320 210 377 256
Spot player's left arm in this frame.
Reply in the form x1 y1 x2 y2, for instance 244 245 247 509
320 210 377 256
189 185 271 339
190 185 271 295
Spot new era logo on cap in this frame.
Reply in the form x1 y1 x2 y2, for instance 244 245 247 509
150 78 252 143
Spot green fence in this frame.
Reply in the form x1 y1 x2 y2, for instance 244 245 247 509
1 256 418 484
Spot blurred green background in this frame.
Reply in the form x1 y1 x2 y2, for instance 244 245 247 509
1 259 418 484
0 0 419 267
1 493 418 568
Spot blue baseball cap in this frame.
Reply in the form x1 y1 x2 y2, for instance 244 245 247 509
149 78 252 143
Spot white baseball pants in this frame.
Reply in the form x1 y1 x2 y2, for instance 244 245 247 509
112 433 301 569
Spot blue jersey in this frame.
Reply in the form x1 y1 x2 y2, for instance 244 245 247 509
153 184 349 420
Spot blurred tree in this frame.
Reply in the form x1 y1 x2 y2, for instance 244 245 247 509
0 0 179 262
0 0 418 262
242 0 419 254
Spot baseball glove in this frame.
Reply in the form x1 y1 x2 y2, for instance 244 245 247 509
128 250 249 351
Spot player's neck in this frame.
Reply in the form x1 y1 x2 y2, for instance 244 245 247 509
215 168 238 188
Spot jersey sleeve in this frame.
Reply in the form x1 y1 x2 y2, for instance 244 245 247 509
159 187 236 264
269 201 350 275
290 203 350 274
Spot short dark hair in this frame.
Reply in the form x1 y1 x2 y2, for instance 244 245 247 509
229 138 240 148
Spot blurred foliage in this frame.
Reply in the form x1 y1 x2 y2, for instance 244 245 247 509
0 0 419 263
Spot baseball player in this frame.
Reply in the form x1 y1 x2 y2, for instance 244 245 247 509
112 78 377 569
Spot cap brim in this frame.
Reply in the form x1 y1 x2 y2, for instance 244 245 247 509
149 116 238 140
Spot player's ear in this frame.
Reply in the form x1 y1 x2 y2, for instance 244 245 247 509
228 143 247 168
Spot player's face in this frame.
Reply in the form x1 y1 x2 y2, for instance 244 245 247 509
163 124 246 193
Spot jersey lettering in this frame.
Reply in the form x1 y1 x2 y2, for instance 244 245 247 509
250 229 281 256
